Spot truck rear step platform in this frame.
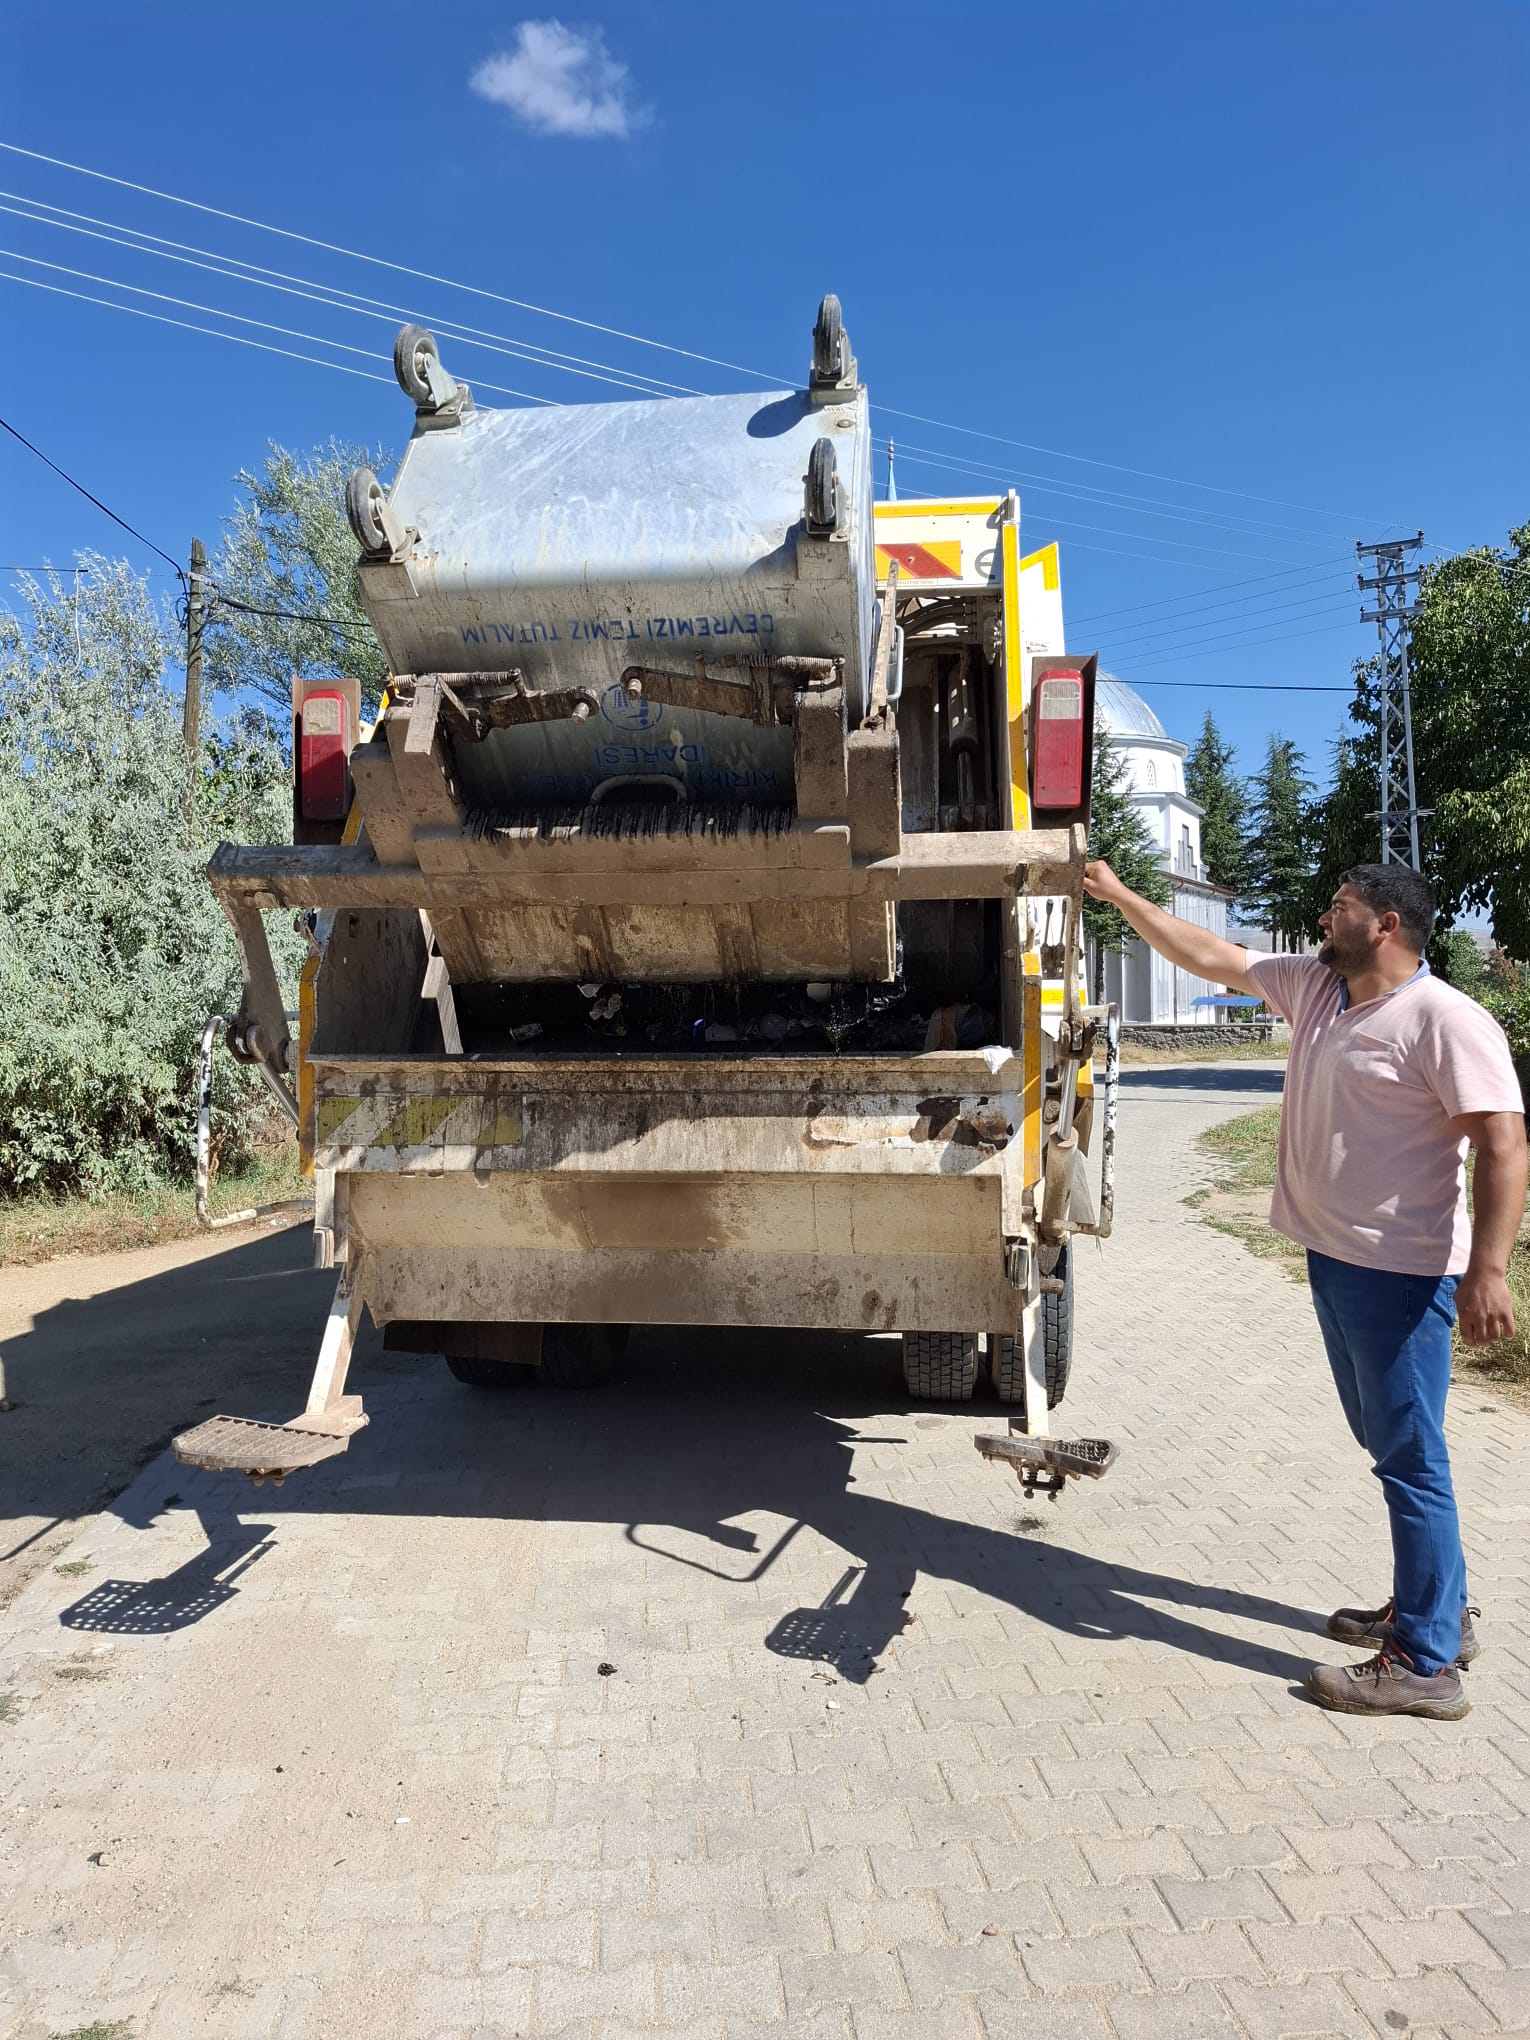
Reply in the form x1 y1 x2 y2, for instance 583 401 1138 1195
975 1425 1118 1498
172 1400 367 1482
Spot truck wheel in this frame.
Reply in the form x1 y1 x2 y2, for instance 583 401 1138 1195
990 1245 1074 1409
539 1323 629 1390
901 1331 978 1401
443 1353 534 1389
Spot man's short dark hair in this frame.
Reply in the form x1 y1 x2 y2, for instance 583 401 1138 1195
1342 863 1437 951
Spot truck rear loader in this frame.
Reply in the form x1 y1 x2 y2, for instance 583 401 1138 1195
174 299 1121 1500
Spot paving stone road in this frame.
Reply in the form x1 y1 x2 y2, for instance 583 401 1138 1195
2 1062 1528 2040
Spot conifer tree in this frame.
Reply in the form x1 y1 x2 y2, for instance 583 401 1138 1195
1245 734 1315 951
1085 729 1172 999
1184 709 1249 898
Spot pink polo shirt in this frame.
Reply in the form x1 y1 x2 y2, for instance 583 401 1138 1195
1244 953 1522 1276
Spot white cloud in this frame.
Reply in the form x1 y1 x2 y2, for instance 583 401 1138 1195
470 20 648 140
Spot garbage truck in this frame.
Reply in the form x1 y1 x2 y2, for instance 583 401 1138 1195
174 298 1120 1496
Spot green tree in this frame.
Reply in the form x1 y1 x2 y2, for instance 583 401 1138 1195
1184 709 1249 898
1435 928 1487 994
1245 734 1314 951
1085 728 1172 999
1306 524 1530 954
206 440 388 714
0 557 303 1198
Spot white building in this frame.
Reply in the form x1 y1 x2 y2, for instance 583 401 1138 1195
1092 674 1234 1025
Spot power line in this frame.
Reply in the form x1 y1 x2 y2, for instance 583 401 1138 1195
1108 588 1363 658
0 196 690 401
1112 599 1359 664
3 187 1389 553
1070 556 1354 627
884 437 1355 548
1150 685 1347 697
6 182 1414 572
0 267 401 392
0 411 182 579
1126 618 1360 674
208 590 374 638
2 562 90 572
2 256 1362 597
0 248 559 407
894 452 1326 567
875 402 1389 527
0 140 1409 533
0 141 786 386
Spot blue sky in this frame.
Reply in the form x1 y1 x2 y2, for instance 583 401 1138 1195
2 0 1525 789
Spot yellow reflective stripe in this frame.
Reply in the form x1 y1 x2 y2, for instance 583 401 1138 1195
1019 540 1060 591
1003 519 1031 829
1023 950 1043 1190
875 497 1001 518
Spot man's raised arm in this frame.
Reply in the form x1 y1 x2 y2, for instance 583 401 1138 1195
1083 858 1261 997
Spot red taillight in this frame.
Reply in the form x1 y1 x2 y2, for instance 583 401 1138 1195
1032 668 1085 809
299 687 350 820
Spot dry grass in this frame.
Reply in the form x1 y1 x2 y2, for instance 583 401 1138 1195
1194 1107 1530 1393
0 1139 309 1269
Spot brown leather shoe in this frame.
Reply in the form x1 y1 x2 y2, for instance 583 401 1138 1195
1307 1648 1469 1720
1327 1598 1480 1667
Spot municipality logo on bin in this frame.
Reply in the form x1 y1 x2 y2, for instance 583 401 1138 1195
600 682 664 733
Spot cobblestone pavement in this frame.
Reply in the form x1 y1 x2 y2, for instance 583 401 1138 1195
2 1063 1528 2040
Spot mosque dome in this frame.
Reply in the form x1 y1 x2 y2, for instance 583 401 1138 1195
1094 672 1168 741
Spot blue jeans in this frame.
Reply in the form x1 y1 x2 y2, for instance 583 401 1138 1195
1306 1250 1467 1675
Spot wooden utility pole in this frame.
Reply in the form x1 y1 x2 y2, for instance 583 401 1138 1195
183 536 205 757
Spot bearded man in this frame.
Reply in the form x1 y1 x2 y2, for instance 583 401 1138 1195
1083 858 1526 1720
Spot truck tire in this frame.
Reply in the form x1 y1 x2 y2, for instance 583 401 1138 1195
443 1353 534 1389
990 1245 1073 1409
901 1331 978 1401
539 1322 629 1390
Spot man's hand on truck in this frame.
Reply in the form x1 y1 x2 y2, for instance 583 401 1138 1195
1083 858 1261 998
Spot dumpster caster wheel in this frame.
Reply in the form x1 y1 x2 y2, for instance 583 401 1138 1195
901 1331 978 1402
443 1354 535 1390
539 1323 630 1391
394 322 440 404
812 293 847 384
804 437 839 534
346 466 392 558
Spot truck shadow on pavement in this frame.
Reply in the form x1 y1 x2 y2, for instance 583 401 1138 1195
7 1239 1324 1687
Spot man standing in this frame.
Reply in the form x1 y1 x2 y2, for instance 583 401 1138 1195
1084 859 1526 1720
